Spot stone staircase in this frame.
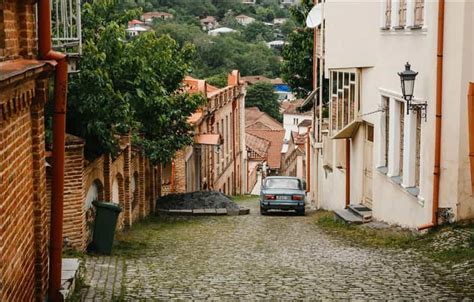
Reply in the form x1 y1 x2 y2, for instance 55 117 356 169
334 204 372 224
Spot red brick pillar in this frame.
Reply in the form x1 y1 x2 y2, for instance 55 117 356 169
174 150 187 193
138 154 146 219
103 154 112 201
62 134 86 251
123 137 132 227
31 78 49 299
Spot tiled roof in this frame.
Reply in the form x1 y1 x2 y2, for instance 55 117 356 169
282 99 312 115
245 107 283 130
246 129 285 169
200 16 217 23
292 131 307 146
298 119 312 127
142 12 173 19
246 133 270 158
241 75 271 85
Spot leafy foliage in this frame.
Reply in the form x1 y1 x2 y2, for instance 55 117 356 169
245 82 281 121
280 0 313 98
205 73 228 88
66 0 204 162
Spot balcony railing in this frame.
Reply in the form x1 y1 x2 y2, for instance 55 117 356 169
37 0 82 72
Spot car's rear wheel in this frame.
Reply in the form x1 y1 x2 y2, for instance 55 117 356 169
260 207 268 215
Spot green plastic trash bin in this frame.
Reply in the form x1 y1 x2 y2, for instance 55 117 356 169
91 201 122 254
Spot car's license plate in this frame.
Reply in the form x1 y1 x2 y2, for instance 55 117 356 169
277 195 290 200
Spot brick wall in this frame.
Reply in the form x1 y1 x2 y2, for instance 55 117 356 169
0 0 36 61
63 135 86 250
0 73 51 301
46 137 160 252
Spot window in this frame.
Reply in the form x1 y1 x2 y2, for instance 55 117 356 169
216 121 220 173
322 134 333 168
384 0 392 28
335 140 346 169
367 124 374 142
398 0 407 28
414 0 424 27
264 178 301 189
330 70 359 135
384 97 390 166
294 118 298 125
225 115 229 155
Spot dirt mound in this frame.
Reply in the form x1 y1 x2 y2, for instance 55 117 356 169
157 191 240 211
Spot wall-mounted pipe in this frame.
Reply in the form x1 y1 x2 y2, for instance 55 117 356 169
468 83 474 194
37 0 69 300
418 0 445 231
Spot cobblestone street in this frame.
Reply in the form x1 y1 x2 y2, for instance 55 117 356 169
80 198 474 300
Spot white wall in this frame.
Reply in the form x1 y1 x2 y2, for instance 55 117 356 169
318 0 473 227
283 113 311 134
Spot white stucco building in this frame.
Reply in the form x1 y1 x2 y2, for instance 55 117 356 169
308 0 473 228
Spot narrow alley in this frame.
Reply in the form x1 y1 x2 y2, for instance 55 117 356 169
78 197 473 300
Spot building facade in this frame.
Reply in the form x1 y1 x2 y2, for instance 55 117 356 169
163 71 247 196
308 0 473 228
0 1 52 300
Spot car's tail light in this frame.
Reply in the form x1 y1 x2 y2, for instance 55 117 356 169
264 194 276 200
292 195 303 200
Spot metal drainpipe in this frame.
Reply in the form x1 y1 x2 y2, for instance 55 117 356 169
467 83 474 194
232 99 237 195
37 0 69 300
418 0 445 231
306 127 311 193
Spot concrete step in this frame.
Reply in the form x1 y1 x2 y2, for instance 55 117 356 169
348 204 372 223
334 209 363 224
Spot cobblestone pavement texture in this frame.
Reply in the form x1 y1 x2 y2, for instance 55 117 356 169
80 198 474 300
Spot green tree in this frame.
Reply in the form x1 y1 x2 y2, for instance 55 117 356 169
245 82 281 121
242 21 274 42
66 0 204 163
280 0 313 98
205 73 228 88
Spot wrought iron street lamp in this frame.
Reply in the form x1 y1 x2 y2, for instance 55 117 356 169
398 62 427 120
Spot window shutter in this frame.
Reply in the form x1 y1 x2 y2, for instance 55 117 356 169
414 0 424 27
399 0 407 27
385 0 392 28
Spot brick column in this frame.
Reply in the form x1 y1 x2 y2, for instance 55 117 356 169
138 154 146 219
174 150 187 193
31 78 49 299
103 154 112 201
123 137 132 227
63 134 86 251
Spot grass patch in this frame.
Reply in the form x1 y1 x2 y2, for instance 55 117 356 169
112 215 206 257
314 211 420 249
230 195 259 203
314 211 474 265
430 247 474 263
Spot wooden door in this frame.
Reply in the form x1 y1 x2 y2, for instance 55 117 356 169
363 124 374 209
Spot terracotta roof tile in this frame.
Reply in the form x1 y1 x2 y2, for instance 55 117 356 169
282 99 312 115
245 107 283 130
246 129 285 169
246 133 270 158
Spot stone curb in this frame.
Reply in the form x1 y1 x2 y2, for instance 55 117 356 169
157 207 250 216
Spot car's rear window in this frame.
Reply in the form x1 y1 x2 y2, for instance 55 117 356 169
265 178 301 189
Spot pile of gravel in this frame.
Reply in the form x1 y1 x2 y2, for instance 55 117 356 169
157 191 240 211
